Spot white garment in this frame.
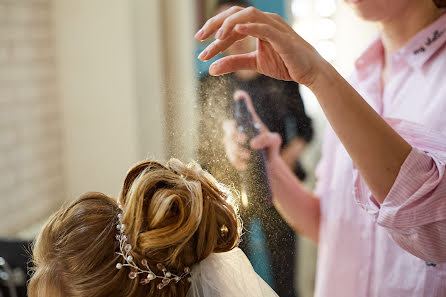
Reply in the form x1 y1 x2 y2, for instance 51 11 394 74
186 247 279 297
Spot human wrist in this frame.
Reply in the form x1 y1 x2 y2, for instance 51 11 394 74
268 152 281 166
268 153 289 177
306 58 338 93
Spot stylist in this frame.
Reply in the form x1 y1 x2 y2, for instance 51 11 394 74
196 0 446 296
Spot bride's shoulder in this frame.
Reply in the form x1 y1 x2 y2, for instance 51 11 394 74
188 247 279 297
201 247 250 267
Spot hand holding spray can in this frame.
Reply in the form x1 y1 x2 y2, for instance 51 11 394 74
233 91 273 208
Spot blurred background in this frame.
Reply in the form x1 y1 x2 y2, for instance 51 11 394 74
0 0 377 296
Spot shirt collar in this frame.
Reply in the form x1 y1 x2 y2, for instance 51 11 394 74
355 37 384 71
354 11 446 75
404 11 446 69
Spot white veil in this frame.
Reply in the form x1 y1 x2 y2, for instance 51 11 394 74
186 247 279 297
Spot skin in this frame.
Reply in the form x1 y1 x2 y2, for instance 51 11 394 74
195 1 442 242
216 4 308 172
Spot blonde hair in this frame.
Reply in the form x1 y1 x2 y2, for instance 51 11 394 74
28 159 241 297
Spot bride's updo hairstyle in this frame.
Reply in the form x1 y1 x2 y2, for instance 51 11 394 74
28 159 240 297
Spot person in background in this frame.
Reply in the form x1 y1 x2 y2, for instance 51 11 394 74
196 1 313 296
196 0 446 296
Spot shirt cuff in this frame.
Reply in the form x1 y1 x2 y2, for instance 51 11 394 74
352 162 380 221
353 147 446 230
378 147 446 229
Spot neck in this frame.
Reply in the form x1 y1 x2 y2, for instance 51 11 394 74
379 2 441 57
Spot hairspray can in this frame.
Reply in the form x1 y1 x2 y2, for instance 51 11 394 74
234 96 273 208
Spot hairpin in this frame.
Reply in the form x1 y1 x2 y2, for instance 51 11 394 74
115 212 192 289
220 224 229 237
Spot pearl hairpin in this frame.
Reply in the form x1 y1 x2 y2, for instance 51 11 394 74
115 212 192 289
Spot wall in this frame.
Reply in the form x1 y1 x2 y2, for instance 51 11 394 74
0 0 196 236
52 0 141 199
162 0 198 161
52 0 198 200
132 0 166 163
0 0 64 236
333 0 378 76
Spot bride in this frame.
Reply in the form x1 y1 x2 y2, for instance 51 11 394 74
27 159 279 297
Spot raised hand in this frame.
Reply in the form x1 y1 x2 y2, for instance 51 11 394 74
222 90 282 172
195 6 325 86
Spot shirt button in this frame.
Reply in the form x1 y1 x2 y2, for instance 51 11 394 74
360 232 368 239
359 270 365 278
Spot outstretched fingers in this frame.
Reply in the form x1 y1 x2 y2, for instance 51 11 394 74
195 6 285 42
195 6 244 41
209 52 257 76
234 23 285 50
198 31 246 61
215 6 272 40
200 22 286 64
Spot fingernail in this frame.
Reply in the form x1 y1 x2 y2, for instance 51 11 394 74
195 29 204 40
209 63 217 76
216 28 225 40
198 49 208 61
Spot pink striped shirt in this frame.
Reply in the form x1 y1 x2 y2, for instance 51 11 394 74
314 12 446 297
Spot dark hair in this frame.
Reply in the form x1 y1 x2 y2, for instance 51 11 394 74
434 0 446 8
216 0 251 9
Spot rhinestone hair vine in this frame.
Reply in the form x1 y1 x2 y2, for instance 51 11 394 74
115 209 192 289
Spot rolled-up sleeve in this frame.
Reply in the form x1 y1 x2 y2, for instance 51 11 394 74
353 118 446 263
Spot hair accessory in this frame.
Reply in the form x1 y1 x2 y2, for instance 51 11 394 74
220 224 229 237
115 211 192 289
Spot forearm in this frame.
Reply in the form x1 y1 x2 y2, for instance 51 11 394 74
268 155 320 243
309 61 412 203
